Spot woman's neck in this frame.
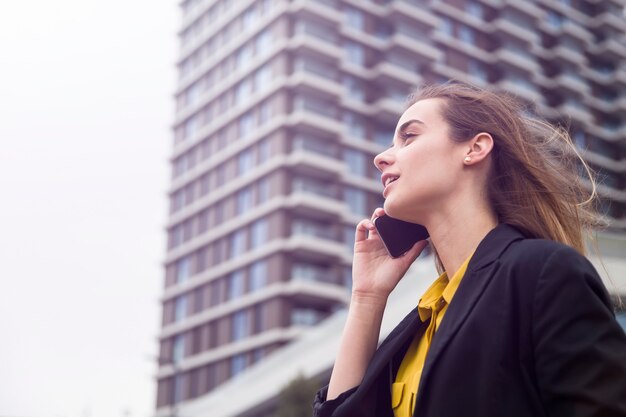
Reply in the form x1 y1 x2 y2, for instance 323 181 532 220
425 197 498 276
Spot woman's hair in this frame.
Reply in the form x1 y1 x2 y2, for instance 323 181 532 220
407 82 604 267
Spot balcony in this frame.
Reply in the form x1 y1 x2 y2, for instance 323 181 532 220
286 149 344 179
287 109 343 138
372 62 422 87
288 71 341 101
285 233 352 264
491 17 540 45
550 44 587 66
553 72 590 95
288 33 342 61
389 32 443 62
501 0 543 20
496 79 542 103
589 38 626 61
287 191 345 221
432 63 487 87
431 31 495 64
583 96 616 114
591 10 626 33
388 1 439 29
494 48 541 74
557 101 593 125
289 0 341 24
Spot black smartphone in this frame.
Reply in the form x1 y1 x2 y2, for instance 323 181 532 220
374 215 429 258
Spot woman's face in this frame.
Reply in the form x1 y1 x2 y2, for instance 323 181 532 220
374 98 468 223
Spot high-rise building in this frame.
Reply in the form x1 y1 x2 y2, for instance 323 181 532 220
156 0 626 414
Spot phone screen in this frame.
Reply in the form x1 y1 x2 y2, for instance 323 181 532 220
374 215 429 258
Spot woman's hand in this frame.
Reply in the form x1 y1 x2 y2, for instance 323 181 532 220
351 207 428 304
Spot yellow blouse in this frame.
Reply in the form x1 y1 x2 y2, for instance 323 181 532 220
392 253 474 417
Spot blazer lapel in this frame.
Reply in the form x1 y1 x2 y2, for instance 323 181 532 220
361 307 423 390
416 224 525 395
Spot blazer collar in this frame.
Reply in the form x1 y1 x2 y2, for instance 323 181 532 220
466 223 527 273
416 223 525 402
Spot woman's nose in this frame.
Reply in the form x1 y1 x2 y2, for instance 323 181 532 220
374 148 394 172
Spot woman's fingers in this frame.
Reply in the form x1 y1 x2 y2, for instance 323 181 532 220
355 218 375 242
371 207 385 221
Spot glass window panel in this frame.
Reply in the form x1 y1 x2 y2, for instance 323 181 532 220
251 219 268 249
172 334 185 364
230 229 247 257
232 311 248 341
249 260 267 291
228 269 246 300
174 295 188 322
344 187 368 216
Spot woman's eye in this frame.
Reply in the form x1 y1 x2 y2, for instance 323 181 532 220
401 133 418 142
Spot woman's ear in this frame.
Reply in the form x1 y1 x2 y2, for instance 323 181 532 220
463 132 494 165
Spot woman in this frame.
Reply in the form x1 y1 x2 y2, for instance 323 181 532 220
313 83 626 417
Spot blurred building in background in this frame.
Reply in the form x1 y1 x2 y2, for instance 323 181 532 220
156 0 626 415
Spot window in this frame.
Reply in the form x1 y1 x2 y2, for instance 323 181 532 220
250 219 268 249
343 112 366 138
344 225 356 252
345 6 364 30
172 334 185 364
194 286 205 314
344 187 368 216
242 6 256 28
258 139 270 163
291 308 320 326
230 229 247 257
254 65 272 92
239 112 254 137
231 353 247 376
292 262 325 282
249 260 267 291
232 311 248 341
465 1 483 19
235 44 253 70
238 150 254 176
343 76 365 102
185 82 200 107
441 16 453 35
292 218 334 240
228 270 245 300
183 115 199 140
257 177 270 203
459 25 475 44
573 131 586 149
293 177 334 198
546 11 563 28
468 60 488 82
345 42 365 65
234 78 251 105
174 295 188 322
256 30 272 55
236 187 254 214
259 101 272 125
374 130 393 147
176 256 191 283
344 148 367 177
210 280 222 306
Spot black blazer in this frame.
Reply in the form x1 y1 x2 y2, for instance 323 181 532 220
313 224 626 417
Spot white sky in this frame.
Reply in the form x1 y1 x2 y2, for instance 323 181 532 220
0 1 178 416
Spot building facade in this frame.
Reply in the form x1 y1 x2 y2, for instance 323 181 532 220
156 0 626 413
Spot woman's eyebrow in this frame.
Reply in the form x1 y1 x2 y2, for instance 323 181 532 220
396 119 425 137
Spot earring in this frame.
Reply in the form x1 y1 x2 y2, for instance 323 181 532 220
464 156 472 163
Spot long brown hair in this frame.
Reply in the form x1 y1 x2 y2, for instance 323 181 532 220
407 82 604 267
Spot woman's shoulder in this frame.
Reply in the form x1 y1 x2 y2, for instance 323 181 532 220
507 235 580 260
500 232 601 286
